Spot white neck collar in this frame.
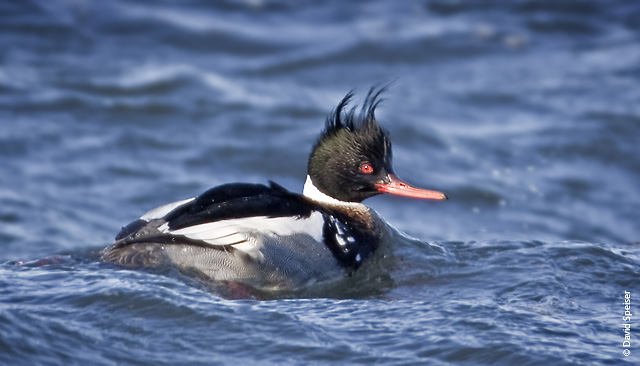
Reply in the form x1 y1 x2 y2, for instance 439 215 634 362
302 176 366 209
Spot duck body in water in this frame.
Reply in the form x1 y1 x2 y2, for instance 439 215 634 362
101 88 447 291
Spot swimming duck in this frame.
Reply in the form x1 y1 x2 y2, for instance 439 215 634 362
100 88 447 291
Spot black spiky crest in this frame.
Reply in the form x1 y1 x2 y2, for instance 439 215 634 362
322 87 385 139
307 87 395 203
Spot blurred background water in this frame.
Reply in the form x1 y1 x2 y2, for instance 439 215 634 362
1 0 639 365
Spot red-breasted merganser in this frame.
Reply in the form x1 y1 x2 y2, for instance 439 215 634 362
100 88 447 291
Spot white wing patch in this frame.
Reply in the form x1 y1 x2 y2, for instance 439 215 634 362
140 197 195 221
162 211 325 261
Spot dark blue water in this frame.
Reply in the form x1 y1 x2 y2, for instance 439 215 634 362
2 0 640 365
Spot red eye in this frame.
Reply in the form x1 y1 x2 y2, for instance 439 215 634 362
360 163 374 174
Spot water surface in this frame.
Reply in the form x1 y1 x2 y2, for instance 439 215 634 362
1 1 639 365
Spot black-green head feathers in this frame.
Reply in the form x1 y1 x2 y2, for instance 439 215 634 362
307 88 395 202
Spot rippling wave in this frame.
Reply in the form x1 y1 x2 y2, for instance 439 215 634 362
1 0 639 365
